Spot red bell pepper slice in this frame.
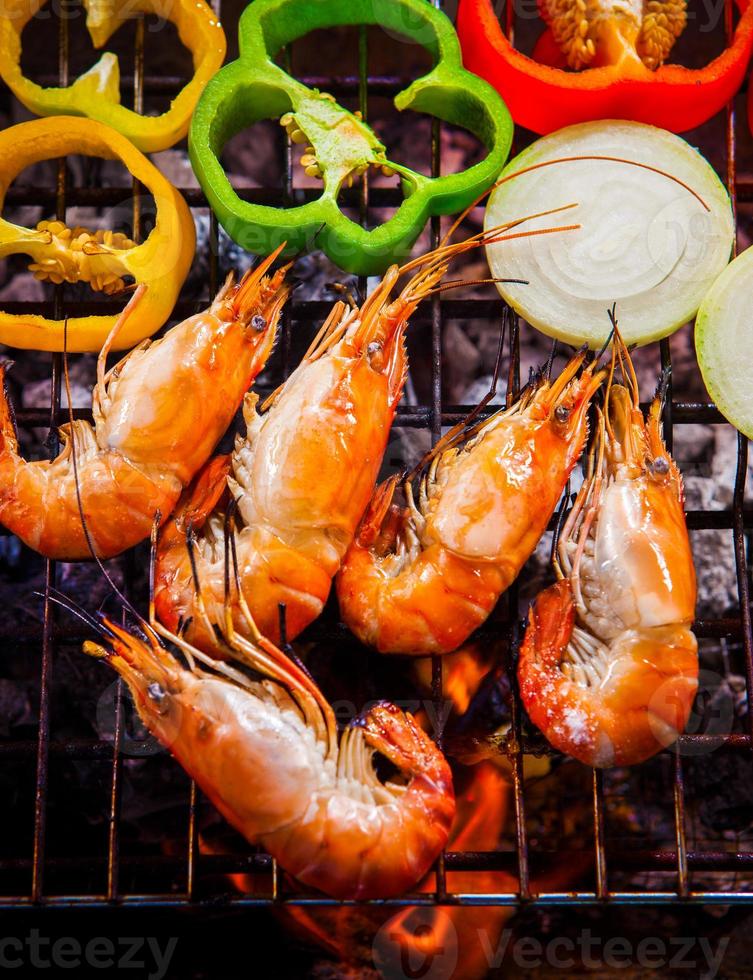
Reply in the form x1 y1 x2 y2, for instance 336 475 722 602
458 0 753 134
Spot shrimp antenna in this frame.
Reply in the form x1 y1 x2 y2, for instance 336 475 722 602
36 587 117 640
278 603 289 649
418 276 529 299
488 304 511 405
221 507 317 687
310 221 328 252
544 339 559 381
215 492 337 752
148 510 162 630
605 303 618 339
182 521 218 655
222 496 240 607
439 153 709 250
61 316 153 641
595 309 617 366
654 364 672 408
402 305 509 484
276 610 316 682
403 206 580 278
550 484 574 576
606 309 640 406
441 301 509 441
326 280 361 309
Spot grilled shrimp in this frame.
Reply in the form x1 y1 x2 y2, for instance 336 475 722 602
0 249 290 560
336 349 605 655
155 242 468 646
518 334 698 767
72 596 454 900
282 762 512 980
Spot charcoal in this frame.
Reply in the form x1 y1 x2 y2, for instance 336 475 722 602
691 752 753 834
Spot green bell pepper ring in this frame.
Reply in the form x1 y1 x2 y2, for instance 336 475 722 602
189 0 513 275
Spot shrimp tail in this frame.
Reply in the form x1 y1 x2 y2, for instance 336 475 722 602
518 581 580 755
0 361 46 545
0 361 19 459
153 454 233 636
359 701 453 790
519 578 576 679
518 581 602 764
355 474 401 549
519 580 698 767
172 454 232 534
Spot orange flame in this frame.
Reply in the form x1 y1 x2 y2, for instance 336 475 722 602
381 763 514 980
413 641 497 715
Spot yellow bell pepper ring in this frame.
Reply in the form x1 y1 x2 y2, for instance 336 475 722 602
0 0 226 153
0 116 195 353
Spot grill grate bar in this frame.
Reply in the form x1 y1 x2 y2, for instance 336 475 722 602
428 0 449 903
9 176 753 210
7 890 753 909
186 781 198 900
592 769 608 900
5 847 753 876
30 0 71 905
673 747 690 898
2 728 750 761
0 401 741 430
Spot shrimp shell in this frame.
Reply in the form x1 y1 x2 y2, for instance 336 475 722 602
336 350 605 655
0 248 290 560
518 337 698 767
81 614 454 900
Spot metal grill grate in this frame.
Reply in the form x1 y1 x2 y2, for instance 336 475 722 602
1 0 753 913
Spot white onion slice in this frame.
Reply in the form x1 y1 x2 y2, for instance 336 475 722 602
485 121 734 349
696 245 753 439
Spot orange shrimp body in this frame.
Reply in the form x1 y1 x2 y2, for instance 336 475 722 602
155 256 448 647
518 349 698 767
82 614 454 900
0 250 290 560
336 351 605 655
